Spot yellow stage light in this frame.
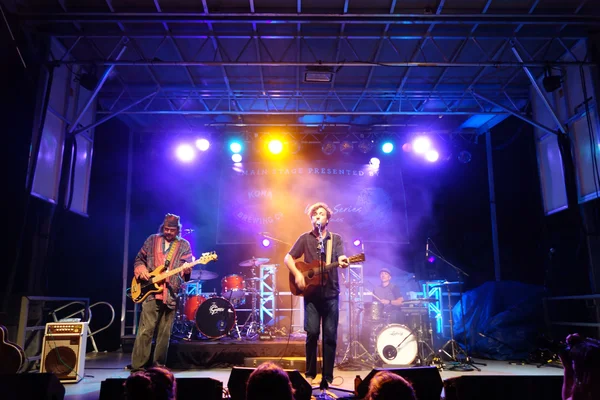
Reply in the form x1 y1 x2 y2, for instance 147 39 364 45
268 139 283 155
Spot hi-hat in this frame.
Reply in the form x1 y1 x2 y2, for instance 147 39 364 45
189 269 218 281
239 257 270 267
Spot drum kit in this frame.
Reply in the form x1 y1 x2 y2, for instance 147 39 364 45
354 298 438 367
172 257 273 340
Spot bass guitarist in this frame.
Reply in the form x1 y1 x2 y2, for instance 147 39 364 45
284 202 349 388
131 213 194 372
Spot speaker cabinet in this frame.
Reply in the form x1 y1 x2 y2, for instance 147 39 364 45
443 375 563 400
228 366 312 400
40 322 88 383
99 377 223 400
0 373 65 400
356 366 443 400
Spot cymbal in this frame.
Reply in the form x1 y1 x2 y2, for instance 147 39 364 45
239 257 270 267
189 269 218 281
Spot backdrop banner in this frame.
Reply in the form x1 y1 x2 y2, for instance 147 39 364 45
216 160 408 245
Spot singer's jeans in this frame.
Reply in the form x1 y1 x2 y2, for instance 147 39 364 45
131 299 175 371
304 296 339 382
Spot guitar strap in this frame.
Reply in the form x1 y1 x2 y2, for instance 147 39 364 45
164 238 179 271
326 233 333 265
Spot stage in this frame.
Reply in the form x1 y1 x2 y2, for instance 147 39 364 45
60 346 565 400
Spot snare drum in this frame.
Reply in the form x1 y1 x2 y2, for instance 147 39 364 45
221 274 246 302
363 302 385 321
375 324 418 365
183 295 206 321
195 297 236 339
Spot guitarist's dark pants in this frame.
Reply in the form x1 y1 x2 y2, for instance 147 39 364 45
131 299 176 371
304 295 339 383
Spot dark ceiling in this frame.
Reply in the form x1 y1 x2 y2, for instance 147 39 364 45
3 0 600 141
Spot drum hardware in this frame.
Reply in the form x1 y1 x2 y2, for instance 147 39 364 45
237 257 268 338
427 243 486 371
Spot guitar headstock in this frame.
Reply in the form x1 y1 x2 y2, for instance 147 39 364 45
198 251 218 264
348 253 365 264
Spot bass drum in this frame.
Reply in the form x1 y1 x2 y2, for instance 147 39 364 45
375 324 418 365
195 297 236 339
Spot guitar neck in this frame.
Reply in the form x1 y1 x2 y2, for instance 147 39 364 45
154 258 201 282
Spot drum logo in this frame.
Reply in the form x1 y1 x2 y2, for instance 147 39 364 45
209 303 225 315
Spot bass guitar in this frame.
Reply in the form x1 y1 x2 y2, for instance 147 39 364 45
0 325 26 374
289 253 365 296
128 251 218 303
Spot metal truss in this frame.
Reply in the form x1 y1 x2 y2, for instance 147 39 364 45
96 88 529 116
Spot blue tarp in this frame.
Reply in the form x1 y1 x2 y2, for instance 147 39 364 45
451 281 547 360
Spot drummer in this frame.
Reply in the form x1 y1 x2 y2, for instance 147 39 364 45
372 268 404 323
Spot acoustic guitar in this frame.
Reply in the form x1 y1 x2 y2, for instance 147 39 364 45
289 253 365 296
0 325 26 374
128 251 218 303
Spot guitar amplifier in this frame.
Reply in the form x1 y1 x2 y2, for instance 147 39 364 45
40 322 88 383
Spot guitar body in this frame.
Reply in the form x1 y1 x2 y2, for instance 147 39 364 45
289 253 365 296
128 252 218 303
0 325 25 374
129 264 167 303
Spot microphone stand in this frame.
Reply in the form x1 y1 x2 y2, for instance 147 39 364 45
427 247 485 371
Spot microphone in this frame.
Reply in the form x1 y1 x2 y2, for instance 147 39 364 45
183 228 194 233
316 221 321 227
425 239 429 258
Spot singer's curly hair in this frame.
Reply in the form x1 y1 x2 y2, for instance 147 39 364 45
307 202 333 220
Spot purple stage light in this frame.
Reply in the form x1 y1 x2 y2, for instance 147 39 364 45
425 150 440 162
262 238 271 247
412 136 431 154
195 138 210 151
175 144 196 162
427 256 436 263
353 239 362 247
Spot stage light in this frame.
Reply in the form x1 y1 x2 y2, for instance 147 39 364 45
369 157 380 167
353 239 362 247
412 136 431 154
232 153 242 163
340 140 354 155
175 144 195 162
427 255 436 263
195 138 210 151
322 138 336 155
402 143 412 152
381 142 394 154
357 139 373 154
458 150 472 164
230 141 243 154
425 149 439 162
262 238 271 247
268 139 283 155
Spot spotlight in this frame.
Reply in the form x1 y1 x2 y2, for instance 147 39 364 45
232 153 242 163
230 141 243 153
175 144 195 162
322 138 336 155
339 140 354 155
353 239 362 247
268 139 283 155
369 157 380 167
262 238 271 247
195 138 210 151
425 150 439 162
381 142 394 154
427 255 436 263
458 150 472 164
357 139 373 154
412 136 431 154
402 143 412 152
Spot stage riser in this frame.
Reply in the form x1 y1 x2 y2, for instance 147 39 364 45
166 339 306 369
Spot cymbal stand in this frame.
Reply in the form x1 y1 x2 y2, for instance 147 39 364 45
414 312 440 367
337 280 376 370
241 265 262 339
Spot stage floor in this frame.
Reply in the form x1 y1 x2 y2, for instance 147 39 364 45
63 350 564 400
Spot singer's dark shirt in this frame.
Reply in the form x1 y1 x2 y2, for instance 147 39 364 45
288 230 345 299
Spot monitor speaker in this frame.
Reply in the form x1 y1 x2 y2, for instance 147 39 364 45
0 373 65 400
227 366 312 400
443 375 563 400
99 377 223 400
356 366 443 400
40 322 88 383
